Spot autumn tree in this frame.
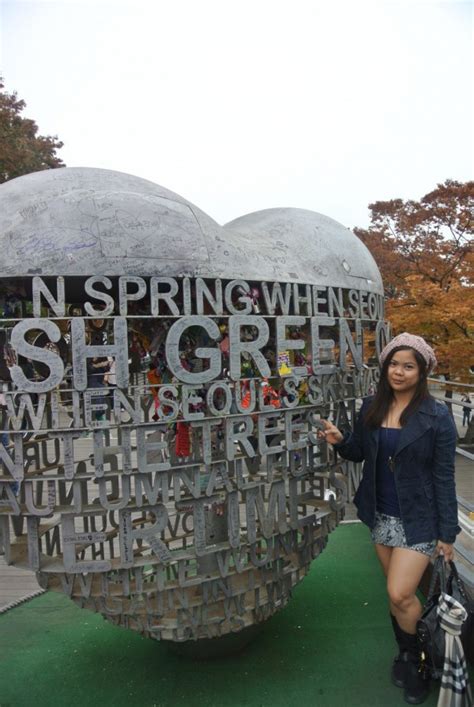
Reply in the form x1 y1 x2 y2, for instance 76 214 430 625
0 76 64 184
354 180 474 381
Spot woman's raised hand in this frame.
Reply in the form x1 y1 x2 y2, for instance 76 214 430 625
318 419 344 446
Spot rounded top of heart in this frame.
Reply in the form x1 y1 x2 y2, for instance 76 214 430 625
0 167 382 291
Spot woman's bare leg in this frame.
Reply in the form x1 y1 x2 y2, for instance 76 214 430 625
386 547 431 633
374 543 393 577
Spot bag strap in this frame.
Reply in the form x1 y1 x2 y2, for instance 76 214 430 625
447 561 469 604
427 556 447 599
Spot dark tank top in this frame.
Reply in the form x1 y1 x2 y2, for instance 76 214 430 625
376 427 401 517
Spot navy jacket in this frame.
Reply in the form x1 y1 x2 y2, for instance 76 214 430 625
335 396 461 545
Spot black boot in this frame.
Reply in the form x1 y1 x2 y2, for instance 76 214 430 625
390 613 411 688
389 616 430 703
400 629 430 705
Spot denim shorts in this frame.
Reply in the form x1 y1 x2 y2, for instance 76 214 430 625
371 512 437 557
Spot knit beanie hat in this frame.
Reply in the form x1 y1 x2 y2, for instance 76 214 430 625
379 332 437 374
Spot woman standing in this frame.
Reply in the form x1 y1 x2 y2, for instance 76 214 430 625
320 333 460 705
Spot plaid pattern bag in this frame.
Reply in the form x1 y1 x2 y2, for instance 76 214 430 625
416 558 471 680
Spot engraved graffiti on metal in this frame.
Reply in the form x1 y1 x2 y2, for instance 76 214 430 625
0 167 387 643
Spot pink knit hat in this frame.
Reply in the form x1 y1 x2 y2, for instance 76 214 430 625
379 332 437 373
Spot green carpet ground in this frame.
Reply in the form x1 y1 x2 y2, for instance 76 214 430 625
0 524 470 707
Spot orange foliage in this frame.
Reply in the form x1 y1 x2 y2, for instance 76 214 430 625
354 180 474 379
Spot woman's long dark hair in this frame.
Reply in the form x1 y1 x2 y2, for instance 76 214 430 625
364 346 432 428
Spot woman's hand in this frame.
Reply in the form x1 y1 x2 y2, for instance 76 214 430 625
317 419 344 446
436 541 454 563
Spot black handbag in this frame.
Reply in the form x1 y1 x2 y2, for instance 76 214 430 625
416 556 472 679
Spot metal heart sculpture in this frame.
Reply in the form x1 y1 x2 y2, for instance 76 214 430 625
0 168 388 643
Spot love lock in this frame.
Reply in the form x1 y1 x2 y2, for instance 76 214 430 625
0 167 388 647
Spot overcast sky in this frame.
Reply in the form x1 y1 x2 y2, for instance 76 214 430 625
1 0 472 229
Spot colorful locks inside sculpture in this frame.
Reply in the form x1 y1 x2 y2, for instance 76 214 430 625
0 168 388 642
